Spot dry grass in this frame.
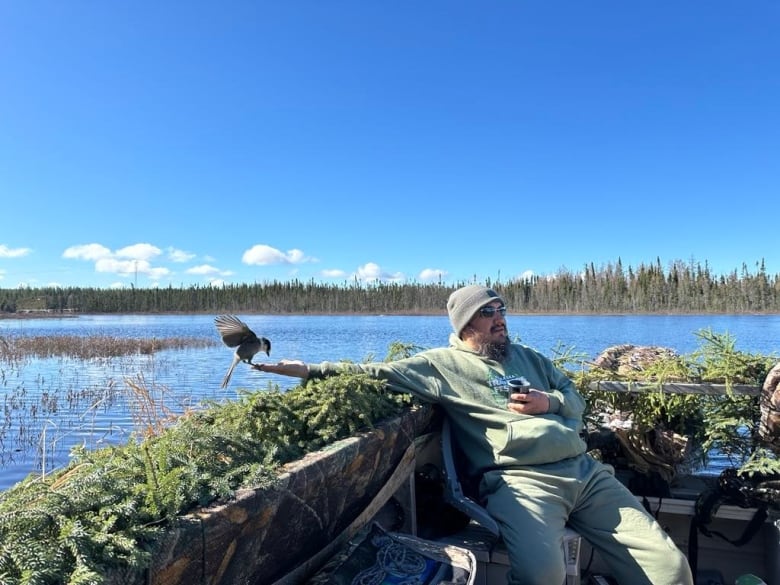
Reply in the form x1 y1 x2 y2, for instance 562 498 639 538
125 373 187 438
0 334 215 361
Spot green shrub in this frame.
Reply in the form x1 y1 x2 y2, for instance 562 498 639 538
0 371 414 585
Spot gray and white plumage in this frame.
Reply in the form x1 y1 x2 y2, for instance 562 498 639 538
214 314 271 388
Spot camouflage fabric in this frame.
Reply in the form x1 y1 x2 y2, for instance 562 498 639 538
759 362 780 452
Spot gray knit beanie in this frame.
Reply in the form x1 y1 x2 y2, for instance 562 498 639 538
447 285 505 337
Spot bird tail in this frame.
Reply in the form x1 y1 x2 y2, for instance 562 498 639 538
221 356 240 389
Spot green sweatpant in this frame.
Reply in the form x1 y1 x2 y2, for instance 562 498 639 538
481 454 694 585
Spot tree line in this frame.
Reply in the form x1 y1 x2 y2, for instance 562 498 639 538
1 258 778 315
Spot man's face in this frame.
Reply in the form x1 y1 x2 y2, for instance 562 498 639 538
463 300 510 359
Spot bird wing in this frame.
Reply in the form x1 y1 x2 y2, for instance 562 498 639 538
215 315 254 347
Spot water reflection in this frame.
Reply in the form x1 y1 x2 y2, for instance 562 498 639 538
1 345 232 490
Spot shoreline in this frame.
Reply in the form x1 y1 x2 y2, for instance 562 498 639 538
3 310 780 319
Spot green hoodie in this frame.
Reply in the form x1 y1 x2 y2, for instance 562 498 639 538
308 333 587 476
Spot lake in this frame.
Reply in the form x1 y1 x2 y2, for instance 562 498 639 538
1 313 779 492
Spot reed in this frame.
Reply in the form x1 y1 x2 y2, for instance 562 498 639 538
0 334 218 483
0 334 214 361
125 373 186 438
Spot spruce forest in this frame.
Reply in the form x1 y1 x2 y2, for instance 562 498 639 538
2 258 779 315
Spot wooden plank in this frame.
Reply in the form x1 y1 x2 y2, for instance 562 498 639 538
588 381 761 396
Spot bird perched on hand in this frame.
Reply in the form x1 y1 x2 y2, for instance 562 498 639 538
214 314 271 389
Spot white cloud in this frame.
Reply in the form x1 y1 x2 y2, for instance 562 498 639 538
63 243 112 261
93 257 170 280
514 270 535 282
321 268 346 278
356 262 382 280
242 244 314 265
286 249 310 263
186 264 221 275
147 266 171 279
95 257 139 275
354 262 405 283
0 244 32 258
116 243 161 261
418 268 448 282
63 242 179 283
168 247 196 263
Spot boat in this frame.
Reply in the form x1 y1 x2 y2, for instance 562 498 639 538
116 394 778 585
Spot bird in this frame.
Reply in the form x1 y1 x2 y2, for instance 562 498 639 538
214 314 271 388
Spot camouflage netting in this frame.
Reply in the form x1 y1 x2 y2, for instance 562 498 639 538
759 362 780 453
591 344 692 484
592 344 679 377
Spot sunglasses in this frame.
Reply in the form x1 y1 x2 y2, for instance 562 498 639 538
478 305 507 318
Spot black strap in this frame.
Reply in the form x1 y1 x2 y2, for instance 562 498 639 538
640 494 663 519
698 503 768 546
688 508 701 579
688 488 768 577
687 488 719 578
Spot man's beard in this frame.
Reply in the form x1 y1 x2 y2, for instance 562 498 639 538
473 333 509 361
478 342 508 361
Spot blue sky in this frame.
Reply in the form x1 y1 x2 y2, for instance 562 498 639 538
1 1 778 289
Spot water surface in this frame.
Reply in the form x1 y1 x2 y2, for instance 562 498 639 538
1 313 778 491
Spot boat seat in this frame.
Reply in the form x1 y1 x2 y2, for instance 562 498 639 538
440 417 501 537
439 417 582 585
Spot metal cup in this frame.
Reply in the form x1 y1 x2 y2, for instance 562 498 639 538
507 378 531 402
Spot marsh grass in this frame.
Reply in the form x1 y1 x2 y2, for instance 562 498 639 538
125 374 186 438
0 335 218 480
0 334 214 361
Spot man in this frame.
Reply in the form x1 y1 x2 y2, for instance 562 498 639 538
254 284 694 585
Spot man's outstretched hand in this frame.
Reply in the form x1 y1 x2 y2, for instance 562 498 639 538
252 359 310 379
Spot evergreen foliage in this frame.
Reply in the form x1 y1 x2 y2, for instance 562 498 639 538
0 372 413 585
564 330 780 476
